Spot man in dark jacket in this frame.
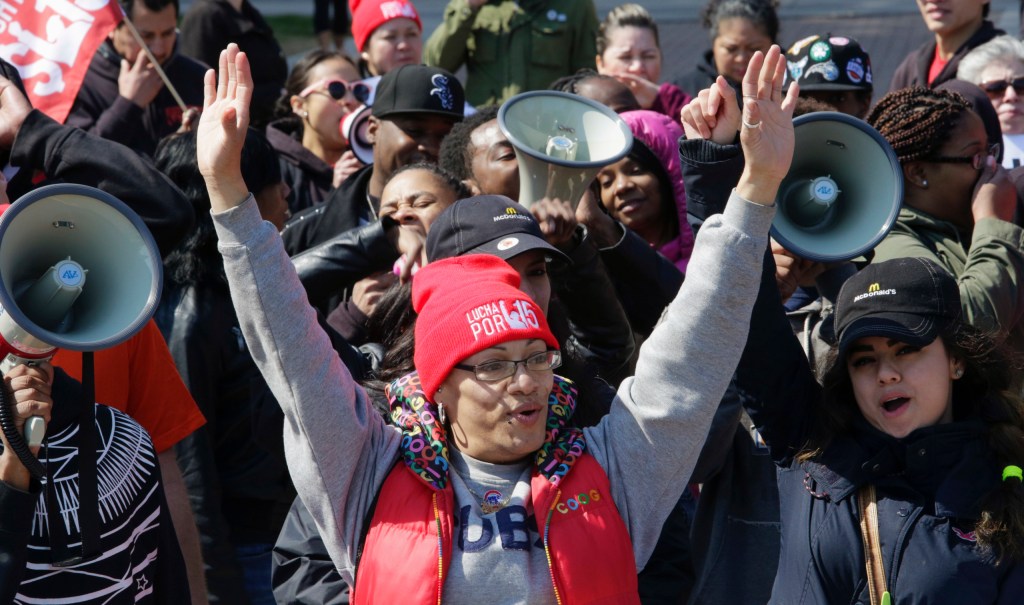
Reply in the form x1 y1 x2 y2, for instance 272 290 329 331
890 0 1004 90
66 0 207 157
280 64 465 256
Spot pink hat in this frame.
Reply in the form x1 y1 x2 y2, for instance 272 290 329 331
349 0 422 52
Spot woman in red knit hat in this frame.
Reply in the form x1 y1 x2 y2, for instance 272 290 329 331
198 43 798 603
350 0 423 79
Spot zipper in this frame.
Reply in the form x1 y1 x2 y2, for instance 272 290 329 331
543 488 564 605
433 492 444 605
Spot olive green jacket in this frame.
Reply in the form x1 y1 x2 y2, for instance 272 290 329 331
873 206 1024 347
424 0 598 106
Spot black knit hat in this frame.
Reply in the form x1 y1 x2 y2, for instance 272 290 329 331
785 34 873 92
371 64 465 121
426 195 570 265
829 257 961 357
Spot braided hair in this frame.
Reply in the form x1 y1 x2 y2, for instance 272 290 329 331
866 86 973 164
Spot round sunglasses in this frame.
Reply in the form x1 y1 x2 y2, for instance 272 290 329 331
299 78 371 104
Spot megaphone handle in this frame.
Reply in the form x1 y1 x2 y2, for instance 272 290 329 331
25 415 45 448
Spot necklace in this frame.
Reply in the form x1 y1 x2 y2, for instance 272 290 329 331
464 483 513 514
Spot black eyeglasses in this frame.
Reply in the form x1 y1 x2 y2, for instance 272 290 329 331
454 350 561 382
927 144 1001 170
979 76 1024 96
299 78 371 104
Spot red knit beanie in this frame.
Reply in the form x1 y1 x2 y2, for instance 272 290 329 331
349 0 422 52
412 255 560 398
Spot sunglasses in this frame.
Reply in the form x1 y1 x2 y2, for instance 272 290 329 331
979 76 1024 96
299 78 371 104
928 143 1001 171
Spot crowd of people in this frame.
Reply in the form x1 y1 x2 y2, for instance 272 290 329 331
2 0 1024 603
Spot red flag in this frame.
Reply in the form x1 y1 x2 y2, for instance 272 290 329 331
0 0 123 123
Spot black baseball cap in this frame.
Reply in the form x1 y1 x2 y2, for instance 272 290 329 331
785 34 873 92
371 64 465 121
426 195 571 265
829 257 961 357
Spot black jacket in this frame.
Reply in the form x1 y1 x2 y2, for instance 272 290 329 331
266 118 336 215
179 0 287 129
155 279 295 604
281 164 376 256
66 40 207 157
9 111 192 257
890 20 1004 90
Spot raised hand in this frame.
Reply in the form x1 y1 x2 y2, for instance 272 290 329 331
119 53 164 108
531 198 577 250
0 75 32 155
680 75 741 145
197 43 252 211
736 45 799 205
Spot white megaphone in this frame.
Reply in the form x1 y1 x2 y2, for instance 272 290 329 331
498 91 633 210
771 112 903 262
341 104 374 165
0 184 162 466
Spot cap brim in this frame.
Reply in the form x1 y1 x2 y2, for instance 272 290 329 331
837 313 939 357
468 232 572 266
372 108 464 121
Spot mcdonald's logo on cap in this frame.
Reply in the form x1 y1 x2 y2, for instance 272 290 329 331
868 283 880 292
505 207 518 215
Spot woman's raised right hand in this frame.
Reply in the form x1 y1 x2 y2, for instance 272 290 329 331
972 159 1016 223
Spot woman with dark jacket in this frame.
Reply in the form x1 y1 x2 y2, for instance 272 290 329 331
154 129 293 605
267 50 367 215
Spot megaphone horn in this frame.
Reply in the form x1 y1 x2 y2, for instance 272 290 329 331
498 91 633 210
0 184 162 478
771 112 903 262
341 104 374 165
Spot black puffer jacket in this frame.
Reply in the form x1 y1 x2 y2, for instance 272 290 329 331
265 118 335 215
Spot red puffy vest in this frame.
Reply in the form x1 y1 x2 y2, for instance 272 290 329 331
353 452 640 604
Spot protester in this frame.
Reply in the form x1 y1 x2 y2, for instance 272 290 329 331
958 35 1024 168
196 42 796 603
350 0 423 79
268 50 365 214
67 0 207 157
423 0 599 106
596 110 695 273
179 0 288 128
675 0 778 100
738 254 1024 603
0 58 203 603
595 4 691 121
550 69 641 113
784 34 873 119
867 87 1024 351
891 0 1004 90
280 64 465 256
154 128 292 605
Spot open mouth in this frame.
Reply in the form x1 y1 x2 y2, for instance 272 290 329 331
509 408 542 424
881 397 910 415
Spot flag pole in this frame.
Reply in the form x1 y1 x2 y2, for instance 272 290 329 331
120 15 188 112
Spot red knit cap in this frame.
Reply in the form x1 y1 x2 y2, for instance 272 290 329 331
349 0 422 52
412 255 560 398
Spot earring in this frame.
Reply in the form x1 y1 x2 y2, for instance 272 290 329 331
954 368 964 378
438 403 447 425
302 111 309 118
921 179 928 187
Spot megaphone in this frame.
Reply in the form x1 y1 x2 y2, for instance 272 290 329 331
0 184 162 477
341 104 374 165
498 91 633 210
771 112 903 262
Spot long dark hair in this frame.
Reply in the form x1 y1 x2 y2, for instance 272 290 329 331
808 321 1024 561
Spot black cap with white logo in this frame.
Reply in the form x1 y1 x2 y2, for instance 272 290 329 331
829 257 961 356
371 64 465 121
426 195 570 265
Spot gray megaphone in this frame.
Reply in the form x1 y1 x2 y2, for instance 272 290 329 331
0 184 161 471
498 91 633 210
771 112 903 262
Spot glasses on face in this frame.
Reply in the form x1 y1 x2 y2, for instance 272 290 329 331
928 143 1001 170
454 350 562 382
299 78 371 104
979 76 1024 97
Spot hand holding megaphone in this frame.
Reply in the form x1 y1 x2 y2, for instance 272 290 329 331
0 362 54 484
